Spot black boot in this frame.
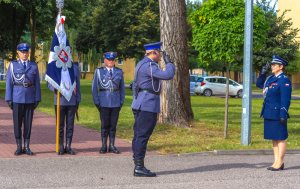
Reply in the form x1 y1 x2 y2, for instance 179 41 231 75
58 137 64 155
99 135 108 154
15 139 23 155
24 139 33 155
65 138 75 155
134 159 156 177
108 135 120 154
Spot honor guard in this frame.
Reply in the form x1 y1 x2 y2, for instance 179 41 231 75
5 43 41 155
256 55 292 171
131 42 175 177
48 63 81 155
92 52 125 154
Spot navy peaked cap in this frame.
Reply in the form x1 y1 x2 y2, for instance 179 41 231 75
271 55 288 66
144 42 162 51
17 43 30 51
104 52 117 60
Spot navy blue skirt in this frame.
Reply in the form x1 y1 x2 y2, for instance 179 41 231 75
264 119 288 140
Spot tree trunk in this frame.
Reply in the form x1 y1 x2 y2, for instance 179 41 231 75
12 7 17 60
224 65 230 139
30 6 36 62
159 0 193 127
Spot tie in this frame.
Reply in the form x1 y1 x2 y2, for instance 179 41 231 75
23 62 26 70
109 69 113 77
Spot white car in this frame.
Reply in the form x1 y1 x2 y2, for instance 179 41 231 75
194 76 243 98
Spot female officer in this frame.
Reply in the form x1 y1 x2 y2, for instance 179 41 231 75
256 55 292 171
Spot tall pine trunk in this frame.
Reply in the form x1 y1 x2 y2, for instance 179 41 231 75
159 0 193 127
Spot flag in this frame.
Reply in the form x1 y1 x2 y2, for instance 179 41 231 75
45 14 76 101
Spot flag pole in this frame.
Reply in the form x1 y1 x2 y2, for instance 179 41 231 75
56 90 60 153
55 0 64 153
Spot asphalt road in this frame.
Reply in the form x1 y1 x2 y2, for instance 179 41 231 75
1 153 300 189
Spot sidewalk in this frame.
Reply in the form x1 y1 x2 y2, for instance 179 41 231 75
0 98 133 158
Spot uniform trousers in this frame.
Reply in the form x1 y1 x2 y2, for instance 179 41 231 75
99 107 121 137
55 105 76 140
13 103 35 139
132 109 157 160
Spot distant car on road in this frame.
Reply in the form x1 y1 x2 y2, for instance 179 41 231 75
190 75 203 94
194 76 243 98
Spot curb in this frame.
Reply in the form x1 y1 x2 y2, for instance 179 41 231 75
169 149 300 157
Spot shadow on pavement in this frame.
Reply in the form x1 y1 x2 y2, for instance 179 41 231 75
156 162 270 175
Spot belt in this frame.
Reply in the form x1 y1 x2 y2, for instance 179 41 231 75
99 88 119 92
138 89 160 95
14 83 33 88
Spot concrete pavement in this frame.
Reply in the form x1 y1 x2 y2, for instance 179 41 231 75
0 154 300 189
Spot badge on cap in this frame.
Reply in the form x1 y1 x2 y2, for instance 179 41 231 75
144 42 162 51
271 55 288 67
104 52 117 60
17 43 30 51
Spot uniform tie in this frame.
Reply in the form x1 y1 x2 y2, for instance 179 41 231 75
23 62 26 70
109 69 113 77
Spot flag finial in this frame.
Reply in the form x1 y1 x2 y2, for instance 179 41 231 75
56 0 64 14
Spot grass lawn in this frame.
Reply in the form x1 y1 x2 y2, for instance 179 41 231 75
1 80 300 154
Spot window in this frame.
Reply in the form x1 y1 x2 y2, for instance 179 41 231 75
118 58 123 65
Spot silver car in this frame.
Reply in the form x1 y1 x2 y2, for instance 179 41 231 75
190 75 203 94
194 76 243 98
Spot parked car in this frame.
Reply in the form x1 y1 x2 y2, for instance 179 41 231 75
190 75 203 94
194 76 243 98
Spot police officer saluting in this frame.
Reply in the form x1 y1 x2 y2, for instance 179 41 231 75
5 43 41 155
131 42 175 177
92 52 125 154
256 55 292 171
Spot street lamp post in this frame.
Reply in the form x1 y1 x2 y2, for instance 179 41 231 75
241 0 253 145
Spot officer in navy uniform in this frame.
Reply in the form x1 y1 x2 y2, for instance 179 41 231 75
48 63 81 155
256 55 292 171
131 42 175 177
92 52 125 154
5 43 41 155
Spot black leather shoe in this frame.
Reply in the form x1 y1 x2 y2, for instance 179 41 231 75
14 149 23 156
270 163 284 171
14 139 23 156
58 146 64 155
134 167 156 177
109 145 120 154
24 148 33 155
24 139 33 155
266 166 273 170
65 138 75 155
99 146 107 154
133 159 156 177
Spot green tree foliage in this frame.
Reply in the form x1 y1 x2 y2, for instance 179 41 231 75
254 0 300 75
186 0 202 72
190 0 268 138
190 0 268 69
0 0 82 60
76 0 160 59
0 0 28 58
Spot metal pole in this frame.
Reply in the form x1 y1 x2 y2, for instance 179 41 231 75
241 0 253 145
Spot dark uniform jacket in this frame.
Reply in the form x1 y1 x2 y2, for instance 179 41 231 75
5 60 41 103
256 72 292 120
